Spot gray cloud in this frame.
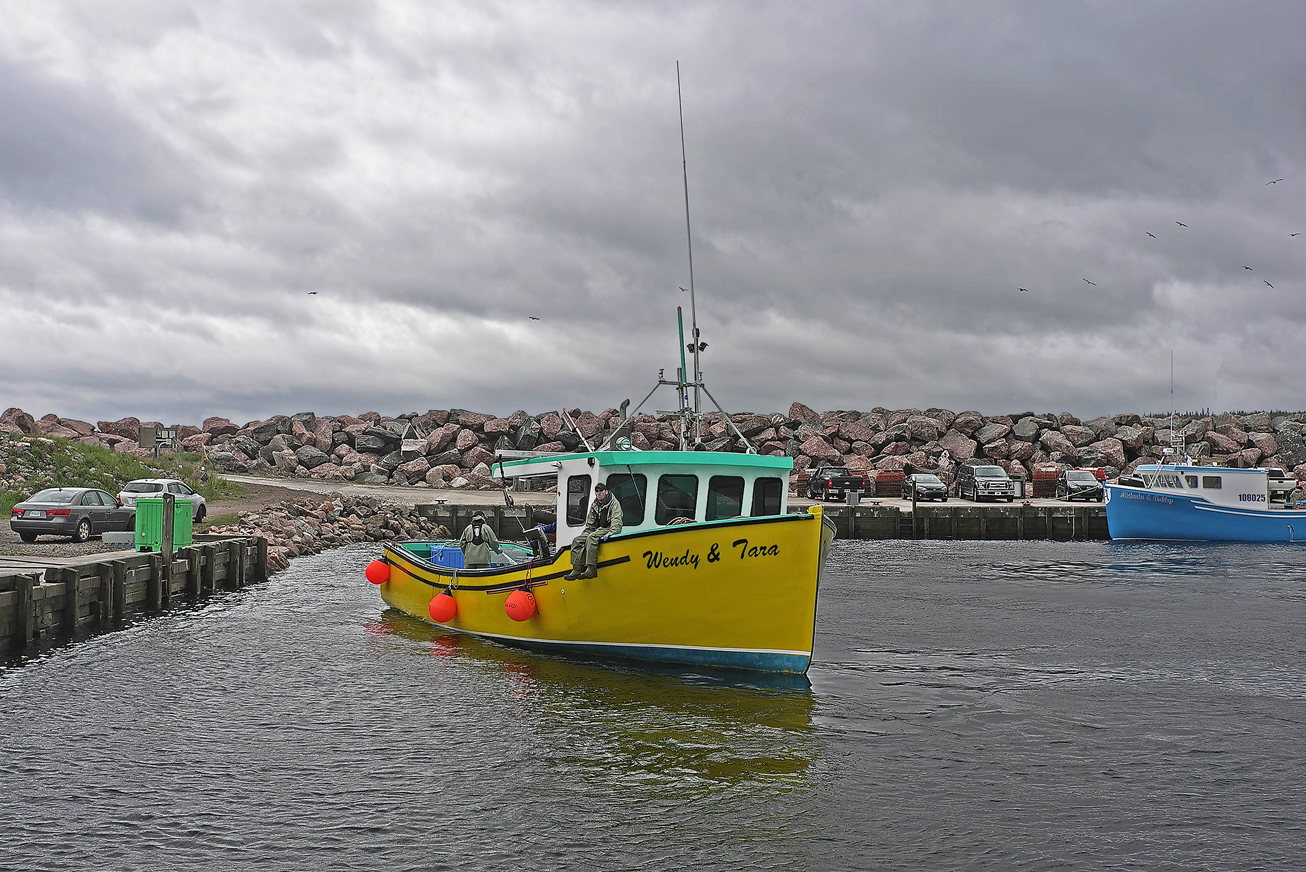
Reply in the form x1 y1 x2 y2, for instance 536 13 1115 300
1 1 1304 426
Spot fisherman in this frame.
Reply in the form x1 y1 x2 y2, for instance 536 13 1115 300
565 481 623 580
459 510 501 569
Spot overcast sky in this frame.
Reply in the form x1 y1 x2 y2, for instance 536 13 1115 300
2 1 1304 425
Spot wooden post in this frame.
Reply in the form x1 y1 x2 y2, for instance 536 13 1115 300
186 547 202 601
201 544 216 594
255 537 268 584
15 574 34 650
147 553 163 610
98 572 112 626
161 492 175 605
112 561 127 622
62 567 80 634
235 540 247 589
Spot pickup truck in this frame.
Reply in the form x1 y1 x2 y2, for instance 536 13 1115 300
805 466 866 501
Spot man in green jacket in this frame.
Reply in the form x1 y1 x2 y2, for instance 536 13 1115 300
459 510 500 568
566 481 623 580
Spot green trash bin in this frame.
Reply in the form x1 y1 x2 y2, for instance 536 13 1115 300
134 497 194 552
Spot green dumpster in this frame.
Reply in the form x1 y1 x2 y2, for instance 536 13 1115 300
134 497 194 551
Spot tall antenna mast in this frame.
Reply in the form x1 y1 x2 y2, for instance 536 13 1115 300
677 61 703 443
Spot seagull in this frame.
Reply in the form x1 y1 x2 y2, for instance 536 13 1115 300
1083 279 1096 286
1265 281 1274 288
1244 266 1253 270
1018 287 1029 292
1176 222 1187 227
308 291 318 295
528 316 541 321
679 287 689 293
1291 233 1300 237
1267 179 1285 185
1146 232 1156 238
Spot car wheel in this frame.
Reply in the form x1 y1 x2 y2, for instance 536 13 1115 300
73 518 92 543
19 531 37 543
941 496 948 502
195 504 206 522
1007 497 1014 503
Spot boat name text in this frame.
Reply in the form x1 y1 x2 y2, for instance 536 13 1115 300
642 548 700 570
732 538 780 560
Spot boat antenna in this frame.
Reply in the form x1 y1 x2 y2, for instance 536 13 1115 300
677 60 702 445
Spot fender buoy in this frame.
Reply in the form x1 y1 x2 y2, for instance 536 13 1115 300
365 560 390 585
428 592 457 623
504 590 537 621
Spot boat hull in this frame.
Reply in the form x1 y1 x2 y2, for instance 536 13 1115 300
377 508 834 674
1105 484 1306 543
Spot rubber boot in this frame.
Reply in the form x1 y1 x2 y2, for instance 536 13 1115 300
580 564 598 579
564 565 582 580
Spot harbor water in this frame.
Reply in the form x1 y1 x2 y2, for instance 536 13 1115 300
2 539 1304 870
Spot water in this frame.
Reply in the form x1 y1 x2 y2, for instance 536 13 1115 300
2 539 1304 871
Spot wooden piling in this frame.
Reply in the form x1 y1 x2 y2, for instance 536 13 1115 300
112 561 127 623
15 575 34 650
61 567 79 634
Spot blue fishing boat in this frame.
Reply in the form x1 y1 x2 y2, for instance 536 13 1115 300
1105 461 1305 542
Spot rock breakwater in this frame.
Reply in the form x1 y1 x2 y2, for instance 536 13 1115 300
4 404 1305 488
204 493 451 573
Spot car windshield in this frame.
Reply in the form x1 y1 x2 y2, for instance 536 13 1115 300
29 489 78 504
123 482 165 493
913 475 943 485
973 467 1006 478
823 468 850 476
1067 471 1098 482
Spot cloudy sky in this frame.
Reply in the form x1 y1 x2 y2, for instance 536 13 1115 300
2 1 1304 426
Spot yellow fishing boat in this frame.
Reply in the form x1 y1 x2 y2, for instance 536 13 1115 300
368 449 834 674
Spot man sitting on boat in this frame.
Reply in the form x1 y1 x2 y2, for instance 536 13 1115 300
459 510 501 568
565 481 623 580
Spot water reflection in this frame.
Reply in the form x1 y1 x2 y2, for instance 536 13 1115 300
373 608 818 798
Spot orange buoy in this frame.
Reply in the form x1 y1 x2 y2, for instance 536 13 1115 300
428 592 457 623
365 560 390 585
504 589 537 621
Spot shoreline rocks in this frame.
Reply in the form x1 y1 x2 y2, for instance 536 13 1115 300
4 404 1305 493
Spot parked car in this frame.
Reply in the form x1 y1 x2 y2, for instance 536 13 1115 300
9 487 136 543
901 473 948 501
1056 468 1105 501
117 479 207 521
804 466 866 501
957 465 1016 502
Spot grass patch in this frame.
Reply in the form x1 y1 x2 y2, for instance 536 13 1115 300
1 437 246 504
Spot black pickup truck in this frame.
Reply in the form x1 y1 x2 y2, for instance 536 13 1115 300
805 466 866 501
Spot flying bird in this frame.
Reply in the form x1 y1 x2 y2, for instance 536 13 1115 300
1265 281 1274 288
1018 287 1029 292
308 291 318 295
1291 233 1300 237
528 316 541 321
1146 232 1156 238
1176 222 1187 227
679 287 689 293
1083 279 1096 286
1268 179 1285 185
1244 266 1253 270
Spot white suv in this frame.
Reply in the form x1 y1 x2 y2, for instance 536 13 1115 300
118 479 207 521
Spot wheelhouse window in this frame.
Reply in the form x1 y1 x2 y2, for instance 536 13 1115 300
751 477 784 516
605 473 648 526
1185 475 1198 488
566 475 591 525
656 474 698 525
1201 476 1222 489
706 476 745 521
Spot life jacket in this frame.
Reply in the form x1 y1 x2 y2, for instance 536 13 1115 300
591 497 614 528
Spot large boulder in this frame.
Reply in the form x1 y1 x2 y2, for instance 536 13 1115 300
1038 430 1079 462
1010 417 1041 442
788 402 820 423
1060 425 1098 448
1248 431 1278 457
981 438 1009 459
295 445 332 468
799 435 842 462
973 423 1010 445
97 416 141 440
397 457 431 481
905 415 943 442
1080 438 1126 469
1203 431 1241 455
1239 412 1273 433
938 429 977 462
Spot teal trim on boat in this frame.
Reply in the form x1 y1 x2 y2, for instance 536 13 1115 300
498 450 793 472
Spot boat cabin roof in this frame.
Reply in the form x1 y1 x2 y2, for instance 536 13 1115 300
495 450 795 548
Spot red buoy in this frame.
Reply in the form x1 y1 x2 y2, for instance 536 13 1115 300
365 560 390 585
504 590 537 621
428 592 457 623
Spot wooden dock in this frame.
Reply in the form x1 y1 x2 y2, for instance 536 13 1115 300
415 501 1109 541
0 535 268 654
